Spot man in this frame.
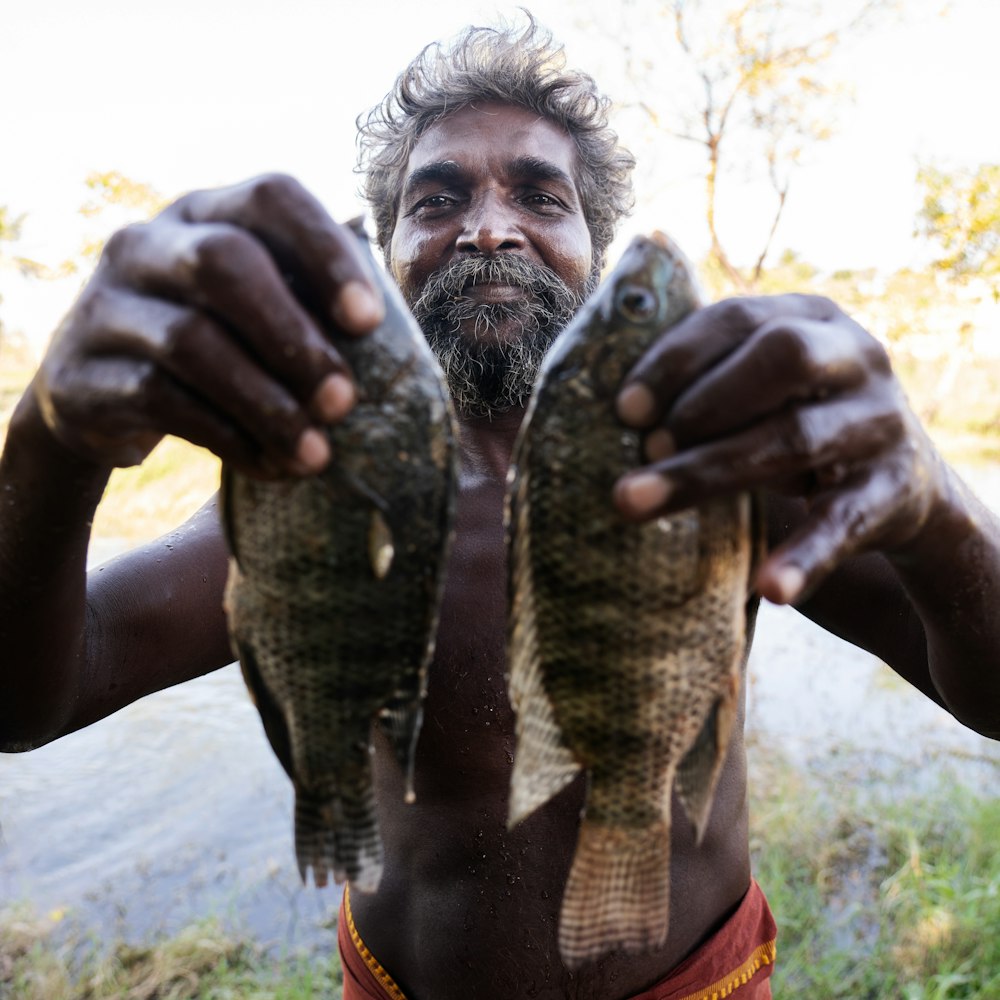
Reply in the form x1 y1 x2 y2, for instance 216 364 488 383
2 18 999 1000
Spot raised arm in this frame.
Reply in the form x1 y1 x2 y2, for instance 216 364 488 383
0 175 384 751
612 294 1000 740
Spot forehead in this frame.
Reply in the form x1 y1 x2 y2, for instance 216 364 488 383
404 102 580 185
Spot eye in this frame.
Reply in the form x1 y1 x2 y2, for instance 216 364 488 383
411 194 456 214
520 191 565 213
406 194 457 218
615 283 658 323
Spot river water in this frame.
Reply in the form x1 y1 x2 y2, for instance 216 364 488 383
1 467 999 957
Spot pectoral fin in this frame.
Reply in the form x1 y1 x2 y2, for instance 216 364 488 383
378 694 423 804
675 674 740 844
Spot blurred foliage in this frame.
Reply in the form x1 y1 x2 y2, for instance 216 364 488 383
0 205 49 348
916 162 1000 297
0 205 25 244
587 0 902 290
66 170 170 274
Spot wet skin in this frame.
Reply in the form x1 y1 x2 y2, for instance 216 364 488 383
2 103 1000 998
353 103 753 995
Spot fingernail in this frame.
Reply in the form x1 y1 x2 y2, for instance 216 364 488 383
772 564 806 604
616 382 657 427
312 373 356 422
332 280 384 331
293 427 331 473
644 428 676 462
615 471 673 515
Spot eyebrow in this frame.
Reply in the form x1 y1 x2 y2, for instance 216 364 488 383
403 160 466 196
508 155 576 190
402 156 578 199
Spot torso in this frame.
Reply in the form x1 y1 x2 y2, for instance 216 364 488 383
350 430 753 1000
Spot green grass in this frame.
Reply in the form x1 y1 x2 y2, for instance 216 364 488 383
4 751 997 998
750 747 1000 999
0 914 343 999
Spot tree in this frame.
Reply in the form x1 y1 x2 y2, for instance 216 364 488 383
69 170 169 273
582 0 898 291
0 205 49 348
916 162 1000 296
0 206 47 279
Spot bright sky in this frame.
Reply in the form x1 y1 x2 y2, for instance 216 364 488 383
2 0 998 350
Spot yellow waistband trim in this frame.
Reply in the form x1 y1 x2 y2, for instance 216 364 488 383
344 886 409 1000
674 938 777 1000
344 883 772 1000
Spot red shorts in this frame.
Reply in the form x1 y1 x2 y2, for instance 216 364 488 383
337 878 777 999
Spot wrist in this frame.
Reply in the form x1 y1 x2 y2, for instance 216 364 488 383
886 454 981 571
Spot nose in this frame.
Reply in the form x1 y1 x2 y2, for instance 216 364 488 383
456 193 524 255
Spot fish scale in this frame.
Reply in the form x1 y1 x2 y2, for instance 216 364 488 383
506 232 754 968
223 223 458 894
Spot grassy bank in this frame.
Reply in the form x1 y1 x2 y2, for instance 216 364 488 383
3 748 998 999
750 748 1000 999
0 916 342 999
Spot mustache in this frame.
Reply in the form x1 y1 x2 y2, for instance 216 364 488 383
405 254 588 418
408 254 585 323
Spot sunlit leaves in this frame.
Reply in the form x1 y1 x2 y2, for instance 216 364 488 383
72 170 169 271
916 162 1000 290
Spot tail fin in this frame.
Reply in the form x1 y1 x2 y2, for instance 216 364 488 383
294 776 383 894
558 820 672 969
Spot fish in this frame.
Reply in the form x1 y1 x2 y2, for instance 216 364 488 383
222 221 458 893
505 232 756 968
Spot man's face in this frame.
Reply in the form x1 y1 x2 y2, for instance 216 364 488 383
389 102 595 416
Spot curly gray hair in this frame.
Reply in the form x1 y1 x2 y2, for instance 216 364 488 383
356 15 635 274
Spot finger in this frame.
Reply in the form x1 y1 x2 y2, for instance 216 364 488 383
663 317 872 449
80 288 332 473
755 465 903 604
171 174 384 334
44 356 259 473
139 369 315 478
104 221 358 423
616 294 843 428
613 397 905 520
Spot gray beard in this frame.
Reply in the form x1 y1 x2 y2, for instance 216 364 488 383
406 255 593 418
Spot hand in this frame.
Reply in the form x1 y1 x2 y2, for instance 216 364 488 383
33 174 385 477
612 294 947 605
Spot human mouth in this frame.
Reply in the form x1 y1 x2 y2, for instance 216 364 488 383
462 282 528 304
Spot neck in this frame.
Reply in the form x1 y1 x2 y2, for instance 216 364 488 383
456 406 526 482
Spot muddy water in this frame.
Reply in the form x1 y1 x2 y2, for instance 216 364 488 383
1 468 998 955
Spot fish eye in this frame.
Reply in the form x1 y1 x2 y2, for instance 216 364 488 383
615 284 658 323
